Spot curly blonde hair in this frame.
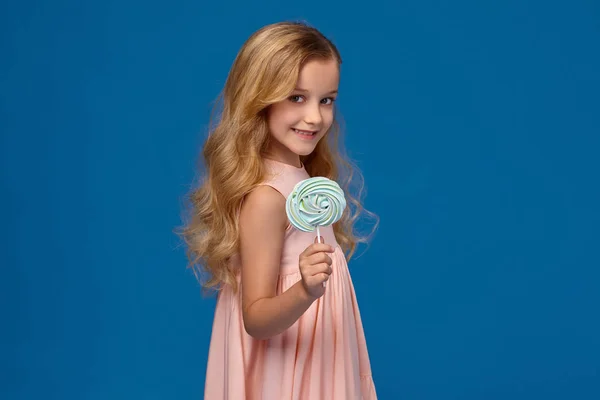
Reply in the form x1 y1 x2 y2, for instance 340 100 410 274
178 21 379 293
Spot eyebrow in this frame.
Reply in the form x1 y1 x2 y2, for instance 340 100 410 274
294 88 338 95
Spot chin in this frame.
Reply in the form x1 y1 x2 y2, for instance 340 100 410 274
291 138 322 156
295 148 315 156
289 143 319 157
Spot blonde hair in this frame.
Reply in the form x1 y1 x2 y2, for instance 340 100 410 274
179 21 378 292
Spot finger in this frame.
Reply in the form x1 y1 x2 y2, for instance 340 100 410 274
306 244 335 257
301 243 330 259
301 243 334 260
314 235 325 244
306 263 332 276
322 253 333 265
307 273 330 286
307 252 333 266
300 258 330 271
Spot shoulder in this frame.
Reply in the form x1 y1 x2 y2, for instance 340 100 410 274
239 185 287 232
243 184 285 211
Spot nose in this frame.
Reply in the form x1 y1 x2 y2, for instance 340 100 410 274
303 102 323 127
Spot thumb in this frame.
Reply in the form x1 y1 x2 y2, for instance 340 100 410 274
314 235 325 244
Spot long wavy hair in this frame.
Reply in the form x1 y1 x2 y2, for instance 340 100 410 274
179 21 379 293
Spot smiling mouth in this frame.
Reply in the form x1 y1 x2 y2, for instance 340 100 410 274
293 128 318 136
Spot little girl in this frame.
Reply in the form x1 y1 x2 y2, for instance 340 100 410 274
182 21 379 399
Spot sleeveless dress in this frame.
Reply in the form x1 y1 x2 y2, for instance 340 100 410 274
204 159 377 399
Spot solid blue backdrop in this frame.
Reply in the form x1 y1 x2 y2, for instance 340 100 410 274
2 0 599 399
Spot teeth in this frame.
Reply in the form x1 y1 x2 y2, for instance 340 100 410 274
294 129 315 136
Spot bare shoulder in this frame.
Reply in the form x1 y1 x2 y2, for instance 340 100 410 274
239 185 287 235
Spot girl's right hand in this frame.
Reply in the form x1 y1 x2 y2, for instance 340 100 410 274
299 236 335 299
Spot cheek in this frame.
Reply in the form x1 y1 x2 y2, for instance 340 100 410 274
268 105 296 129
267 108 284 131
324 109 335 127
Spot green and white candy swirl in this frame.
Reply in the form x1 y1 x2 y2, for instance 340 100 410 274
286 177 347 232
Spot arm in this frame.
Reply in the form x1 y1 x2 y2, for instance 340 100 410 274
239 185 316 340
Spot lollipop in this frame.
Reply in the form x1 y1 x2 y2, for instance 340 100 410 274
285 176 347 243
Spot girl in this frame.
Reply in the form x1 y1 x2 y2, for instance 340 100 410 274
181 21 379 399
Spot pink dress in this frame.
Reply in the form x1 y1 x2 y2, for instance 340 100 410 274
204 159 377 399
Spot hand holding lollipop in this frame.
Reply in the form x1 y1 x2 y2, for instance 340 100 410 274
286 177 347 295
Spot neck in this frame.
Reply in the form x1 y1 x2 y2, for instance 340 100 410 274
263 153 302 168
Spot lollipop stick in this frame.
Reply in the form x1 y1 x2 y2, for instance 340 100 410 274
316 225 326 288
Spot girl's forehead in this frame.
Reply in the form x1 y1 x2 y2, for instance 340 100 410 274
295 59 339 92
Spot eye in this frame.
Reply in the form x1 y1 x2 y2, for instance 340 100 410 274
289 95 304 103
321 97 336 105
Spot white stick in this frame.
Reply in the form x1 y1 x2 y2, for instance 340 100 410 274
316 225 326 287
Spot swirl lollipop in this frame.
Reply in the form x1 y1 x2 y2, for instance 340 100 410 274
285 176 347 243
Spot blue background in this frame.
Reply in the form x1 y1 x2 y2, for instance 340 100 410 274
2 0 599 398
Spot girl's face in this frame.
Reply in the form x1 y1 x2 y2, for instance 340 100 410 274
265 58 339 166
